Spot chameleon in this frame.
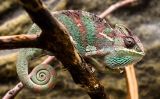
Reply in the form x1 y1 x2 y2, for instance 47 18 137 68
16 10 145 92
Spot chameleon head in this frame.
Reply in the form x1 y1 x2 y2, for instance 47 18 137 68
104 24 145 69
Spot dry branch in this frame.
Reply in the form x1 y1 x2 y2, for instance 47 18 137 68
125 65 139 99
0 34 39 49
99 0 136 18
2 83 23 99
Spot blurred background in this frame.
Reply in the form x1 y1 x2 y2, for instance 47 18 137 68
0 0 159 99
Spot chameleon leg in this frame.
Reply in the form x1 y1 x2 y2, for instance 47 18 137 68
16 48 57 92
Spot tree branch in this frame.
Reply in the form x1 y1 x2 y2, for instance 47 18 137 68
0 34 39 50
16 0 109 99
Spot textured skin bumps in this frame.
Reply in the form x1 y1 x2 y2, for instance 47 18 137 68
105 56 132 68
17 10 145 92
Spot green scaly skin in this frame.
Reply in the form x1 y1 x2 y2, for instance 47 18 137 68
16 10 145 92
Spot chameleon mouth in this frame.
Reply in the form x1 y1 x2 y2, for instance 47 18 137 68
116 48 145 56
129 49 145 56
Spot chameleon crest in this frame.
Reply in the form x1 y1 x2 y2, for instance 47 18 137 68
16 10 145 92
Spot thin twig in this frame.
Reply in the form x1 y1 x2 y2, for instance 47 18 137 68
99 0 136 18
125 65 139 99
2 83 23 99
41 56 56 64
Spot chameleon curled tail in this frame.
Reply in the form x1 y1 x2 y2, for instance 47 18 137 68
16 25 57 92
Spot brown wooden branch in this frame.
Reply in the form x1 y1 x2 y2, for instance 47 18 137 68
0 34 39 50
14 0 109 99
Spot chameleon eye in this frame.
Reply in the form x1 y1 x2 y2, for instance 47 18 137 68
124 37 135 48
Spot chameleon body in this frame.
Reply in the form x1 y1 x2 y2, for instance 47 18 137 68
16 10 145 92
